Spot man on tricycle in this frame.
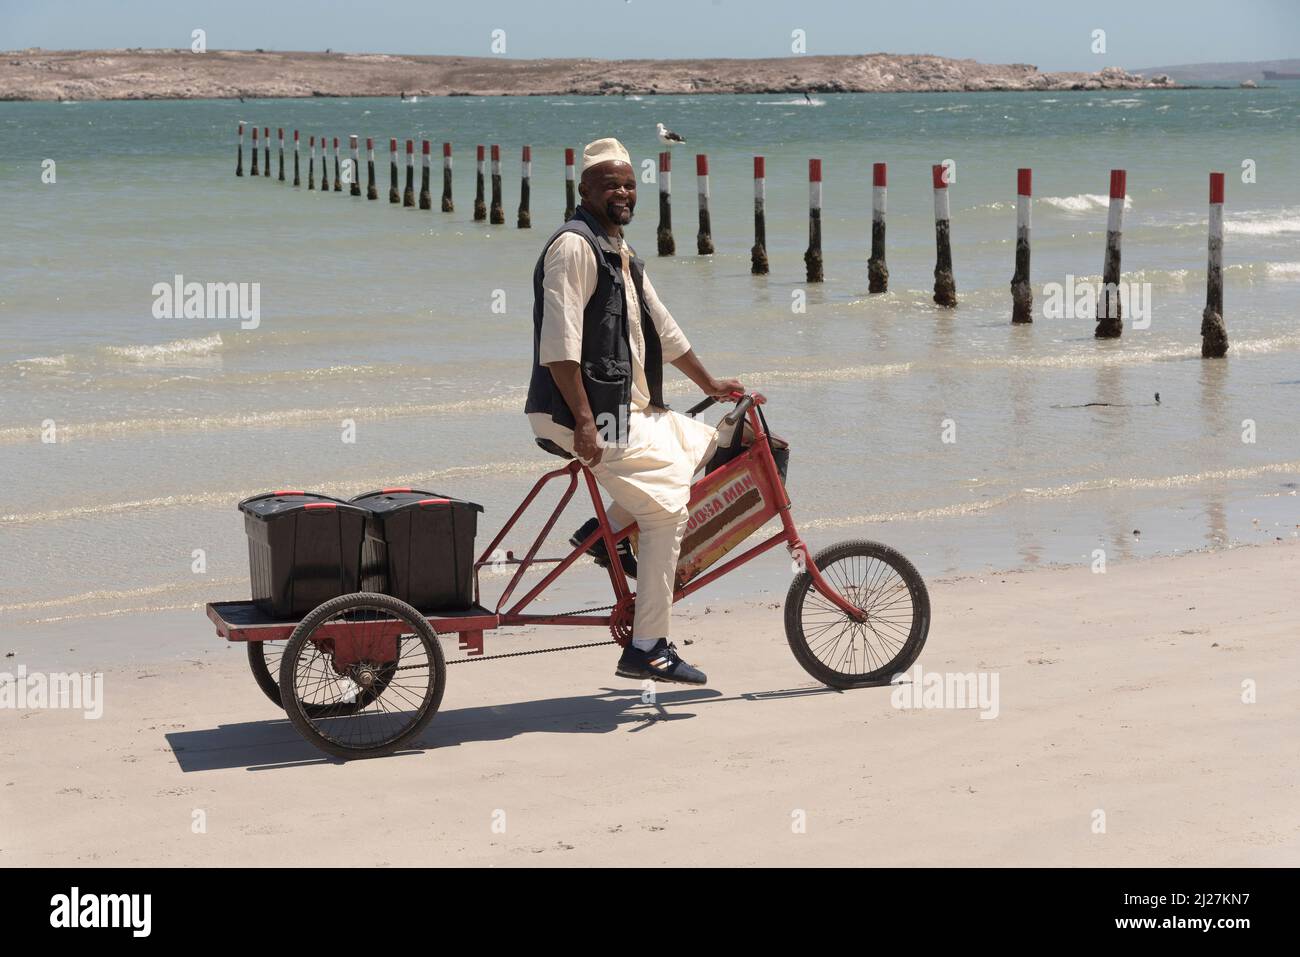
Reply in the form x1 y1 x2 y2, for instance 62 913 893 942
525 137 744 686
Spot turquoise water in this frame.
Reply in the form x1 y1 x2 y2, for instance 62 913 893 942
1 88 1298 631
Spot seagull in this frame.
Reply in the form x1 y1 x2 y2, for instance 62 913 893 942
656 122 686 145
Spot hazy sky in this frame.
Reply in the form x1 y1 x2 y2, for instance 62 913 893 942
2 0 1296 71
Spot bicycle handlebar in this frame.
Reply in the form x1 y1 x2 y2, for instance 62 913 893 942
686 390 758 419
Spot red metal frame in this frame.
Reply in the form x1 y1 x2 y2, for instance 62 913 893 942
473 392 866 631
207 392 865 657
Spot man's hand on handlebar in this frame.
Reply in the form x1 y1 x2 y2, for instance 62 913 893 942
707 376 745 401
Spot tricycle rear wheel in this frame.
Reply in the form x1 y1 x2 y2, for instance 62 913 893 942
279 592 445 759
247 640 285 707
784 539 929 689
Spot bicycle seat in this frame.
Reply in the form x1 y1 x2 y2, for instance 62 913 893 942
534 437 574 460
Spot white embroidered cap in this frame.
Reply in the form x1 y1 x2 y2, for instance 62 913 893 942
582 137 631 172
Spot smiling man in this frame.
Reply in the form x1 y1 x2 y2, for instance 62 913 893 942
525 137 744 685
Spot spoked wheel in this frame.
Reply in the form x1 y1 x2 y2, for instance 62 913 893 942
278 593 446 760
249 639 389 717
784 540 930 689
247 640 286 707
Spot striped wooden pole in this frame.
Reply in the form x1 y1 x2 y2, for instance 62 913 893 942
1096 169 1126 337
474 145 487 221
262 127 270 178
751 156 768 275
319 135 330 190
277 127 285 181
932 164 956 307
441 142 454 212
236 123 244 176
517 145 532 228
250 126 259 176
868 162 888 293
1202 172 1228 357
419 140 432 209
657 151 675 256
292 130 300 187
308 135 316 190
388 139 399 203
349 135 361 196
403 140 415 207
696 154 713 255
1011 168 1032 323
805 158 823 283
489 144 504 224
366 138 377 200
564 148 576 220
332 137 342 192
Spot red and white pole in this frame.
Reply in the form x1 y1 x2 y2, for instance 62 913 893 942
388 138 399 203
292 129 300 187
932 163 956 307
868 162 888 292
332 136 341 192
1202 172 1228 357
751 156 768 275
321 133 331 190
696 154 713 255
489 144 504 224
277 127 285 181
308 135 316 190
419 139 432 209
262 127 270 178
564 147 576 220
250 125 259 176
236 123 244 177
441 142 454 212
517 145 532 228
365 137 377 199
657 151 674 256
348 135 360 196
474 145 487 221
1011 168 1032 323
403 139 415 207
1097 169 1126 337
805 158 823 283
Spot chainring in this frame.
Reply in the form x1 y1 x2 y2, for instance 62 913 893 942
608 594 636 647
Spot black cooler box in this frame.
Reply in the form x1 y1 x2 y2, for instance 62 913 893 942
350 488 484 612
238 491 368 618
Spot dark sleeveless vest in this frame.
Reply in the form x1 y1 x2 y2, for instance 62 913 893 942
524 206 667 430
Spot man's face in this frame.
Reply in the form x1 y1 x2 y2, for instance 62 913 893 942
580 162 636 228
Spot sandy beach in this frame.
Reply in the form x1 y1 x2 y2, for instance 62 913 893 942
3 540 1295 868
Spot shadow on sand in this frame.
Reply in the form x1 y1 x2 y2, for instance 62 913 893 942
164 684 839 771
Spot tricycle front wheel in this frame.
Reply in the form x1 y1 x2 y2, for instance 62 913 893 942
279 592 446 759
784 539 930 689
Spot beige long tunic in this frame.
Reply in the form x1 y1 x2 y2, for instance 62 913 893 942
528 231 718 515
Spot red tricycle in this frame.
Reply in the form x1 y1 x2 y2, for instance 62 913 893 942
206 392 930 759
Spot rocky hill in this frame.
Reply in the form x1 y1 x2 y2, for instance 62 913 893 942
0 48 1177 100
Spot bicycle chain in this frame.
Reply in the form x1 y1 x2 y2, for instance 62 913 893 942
389 603 621 669
445 639 616 665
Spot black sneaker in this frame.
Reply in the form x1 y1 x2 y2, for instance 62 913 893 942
570 517 637 579
615 638 707 685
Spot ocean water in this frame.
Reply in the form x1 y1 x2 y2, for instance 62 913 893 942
1 88 1298 633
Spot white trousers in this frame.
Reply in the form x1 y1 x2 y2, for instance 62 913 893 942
529 408 719 640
